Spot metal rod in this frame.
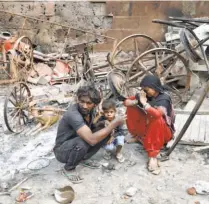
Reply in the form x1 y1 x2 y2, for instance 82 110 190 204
152 19 185 28
188 28 209 73
169 16 209 24
193 35 209 49
0 10 116 40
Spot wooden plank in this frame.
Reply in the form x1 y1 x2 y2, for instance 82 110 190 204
204 115 209 143
182 114 192 141
174 113 209 144
174 114 183 133
179 141 209 146
193 145 209 153
198 115 205 143
191 115 201 142
174 110 209 115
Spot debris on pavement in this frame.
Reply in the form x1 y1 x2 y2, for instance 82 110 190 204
15 189 34 202
125 187 137 197
54 185 75 204
187 187 197 195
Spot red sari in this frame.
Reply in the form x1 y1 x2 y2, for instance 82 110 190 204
126 96 172 157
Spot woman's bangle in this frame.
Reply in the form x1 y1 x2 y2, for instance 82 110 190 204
143 103 150 109
132 100 138 106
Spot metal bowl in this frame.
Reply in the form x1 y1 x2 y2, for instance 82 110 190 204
54 185 75 204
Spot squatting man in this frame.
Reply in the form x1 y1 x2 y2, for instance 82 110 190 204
53 85 126 183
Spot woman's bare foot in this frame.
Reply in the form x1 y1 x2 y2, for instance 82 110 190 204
147 157 161 175
126 137 138 144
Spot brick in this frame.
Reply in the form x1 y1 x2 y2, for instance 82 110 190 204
195 1 209 17
131 1 155 16
111 16 141 29
105 27 163 41
93 42 114 52
94 27 164 52
93 37 115 52
106 1 130 16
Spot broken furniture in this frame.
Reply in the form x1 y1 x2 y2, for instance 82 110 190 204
0 34 33 84
108 17 209 107
3 82 67 133
108 39 192 106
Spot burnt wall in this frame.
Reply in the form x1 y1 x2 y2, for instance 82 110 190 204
0 1 208 52
94 1 209 51
0 1 111 52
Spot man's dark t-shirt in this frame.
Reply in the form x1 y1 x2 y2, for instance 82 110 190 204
54 104 94 148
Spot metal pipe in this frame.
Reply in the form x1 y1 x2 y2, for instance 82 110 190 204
169 16 209 24
162 80 209 159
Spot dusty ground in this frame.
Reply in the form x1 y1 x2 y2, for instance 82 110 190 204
1 84 209 204
0 52 209 204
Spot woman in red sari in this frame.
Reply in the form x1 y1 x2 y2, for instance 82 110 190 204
124 75 175 175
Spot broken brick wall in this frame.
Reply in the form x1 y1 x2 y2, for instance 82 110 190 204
0 1 209 53
0 1 111 53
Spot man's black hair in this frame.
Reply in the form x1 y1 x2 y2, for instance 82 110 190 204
102 99 116 111
77 85 101 105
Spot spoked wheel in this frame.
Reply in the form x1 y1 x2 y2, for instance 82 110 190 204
110 34 159 71
4 82 31 133
126 48 192 106
11 36 33 81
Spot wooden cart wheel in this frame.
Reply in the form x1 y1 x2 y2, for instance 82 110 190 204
110 34 159 71
4 82 31 133
126 48 192 106
11 36 33 81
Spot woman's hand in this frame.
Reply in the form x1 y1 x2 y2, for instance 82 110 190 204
139 90 147 105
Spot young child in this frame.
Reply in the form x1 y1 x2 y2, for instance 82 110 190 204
99 99 125 163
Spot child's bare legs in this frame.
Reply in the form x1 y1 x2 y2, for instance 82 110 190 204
115 136 125 163
116 145 122 155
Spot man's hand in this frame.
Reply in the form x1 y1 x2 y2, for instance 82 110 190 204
107 136 114 144
124 99 136 107
112 114 127 127
139 90 147 105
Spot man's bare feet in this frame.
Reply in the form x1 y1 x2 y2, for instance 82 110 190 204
147 157 161 175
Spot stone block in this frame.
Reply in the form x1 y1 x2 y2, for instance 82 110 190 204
91 2 106 16
93 40 114 52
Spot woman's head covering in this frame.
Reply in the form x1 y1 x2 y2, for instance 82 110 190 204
140 75 164 93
